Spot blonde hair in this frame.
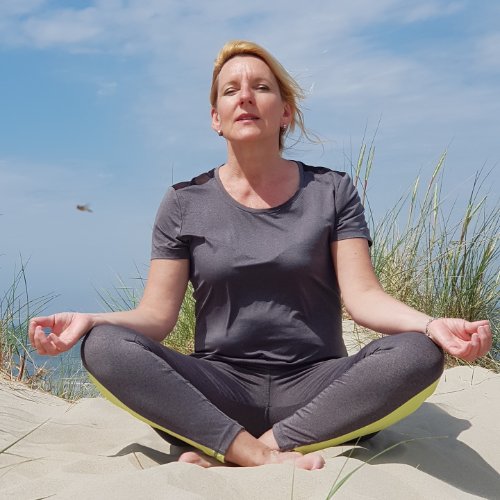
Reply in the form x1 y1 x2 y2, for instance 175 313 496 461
210 40 307 151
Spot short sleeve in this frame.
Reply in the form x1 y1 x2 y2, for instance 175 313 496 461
151 187 190 260
330 173 372 245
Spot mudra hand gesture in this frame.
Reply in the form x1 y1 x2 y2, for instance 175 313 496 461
29 312 95 356
426 318 492 363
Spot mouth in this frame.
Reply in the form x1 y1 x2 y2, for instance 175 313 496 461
236 113 259 121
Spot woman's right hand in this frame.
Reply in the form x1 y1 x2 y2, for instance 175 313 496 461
29 312 95 356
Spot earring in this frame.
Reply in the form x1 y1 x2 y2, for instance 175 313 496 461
218 130 223 136
280 124 288 132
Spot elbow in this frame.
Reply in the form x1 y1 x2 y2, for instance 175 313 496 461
343 304 364 326
341 295 364 324
134 306 178 342
149 318 177 342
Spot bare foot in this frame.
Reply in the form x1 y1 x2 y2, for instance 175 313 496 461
267 450 325 470
181 431 324 469
178 451 229 468
179 449 324 470
257 430 324 470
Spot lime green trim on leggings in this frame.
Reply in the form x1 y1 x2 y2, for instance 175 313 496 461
294 377 440 454
87 373 226 463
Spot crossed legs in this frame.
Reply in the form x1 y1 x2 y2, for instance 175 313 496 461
81 326 444 469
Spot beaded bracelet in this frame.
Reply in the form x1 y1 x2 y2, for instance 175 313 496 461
425 317 440 338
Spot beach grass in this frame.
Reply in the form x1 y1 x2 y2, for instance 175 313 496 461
352 147 499 370
0 261 54 382
0 262 97 399
164 284 196 354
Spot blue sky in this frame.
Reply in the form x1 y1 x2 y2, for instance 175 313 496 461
1 0 499 314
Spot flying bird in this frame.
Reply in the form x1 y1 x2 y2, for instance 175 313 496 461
76 204 93 213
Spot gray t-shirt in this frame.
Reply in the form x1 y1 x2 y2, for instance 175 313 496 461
151 162 371 368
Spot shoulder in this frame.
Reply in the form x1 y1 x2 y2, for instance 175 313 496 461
300 162 354 190
155 168 217 216
172 168 216 192
299 162 367 220
158 168 218 213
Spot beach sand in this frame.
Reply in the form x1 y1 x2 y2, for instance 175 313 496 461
1 326 499 499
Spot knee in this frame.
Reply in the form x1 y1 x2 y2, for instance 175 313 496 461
81 324 135 378
399 332 445 382
81 325 111 362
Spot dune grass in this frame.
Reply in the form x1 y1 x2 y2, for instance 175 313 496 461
0 262 97 399
352 147 499 370
0 261 55 382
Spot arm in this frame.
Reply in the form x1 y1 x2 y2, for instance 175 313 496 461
30 258 189 355
331 238 492 362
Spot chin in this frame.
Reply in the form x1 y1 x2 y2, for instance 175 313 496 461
231 130 275 144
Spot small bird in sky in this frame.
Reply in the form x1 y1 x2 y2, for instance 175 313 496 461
76 204 93 213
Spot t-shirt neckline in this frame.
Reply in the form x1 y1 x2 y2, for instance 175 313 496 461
214 161 304 214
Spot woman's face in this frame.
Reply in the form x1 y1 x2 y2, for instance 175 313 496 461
211 56 291 148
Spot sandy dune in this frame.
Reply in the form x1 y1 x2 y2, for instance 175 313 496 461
1 330 499 499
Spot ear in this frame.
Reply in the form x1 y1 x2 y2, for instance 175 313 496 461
211 107 221 133
282 102 292 126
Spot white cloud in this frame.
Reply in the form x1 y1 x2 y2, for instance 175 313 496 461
22 7 103 48
0 1 435 54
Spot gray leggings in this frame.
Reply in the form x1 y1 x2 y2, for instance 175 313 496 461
81 327 444 462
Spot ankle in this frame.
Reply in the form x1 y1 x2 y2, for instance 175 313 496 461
257 429 280 450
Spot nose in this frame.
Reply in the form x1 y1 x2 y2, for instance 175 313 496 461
239 84 253 104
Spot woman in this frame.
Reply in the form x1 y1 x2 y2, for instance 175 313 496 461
30 40 492 471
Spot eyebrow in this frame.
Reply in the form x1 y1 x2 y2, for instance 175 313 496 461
220 77 274 88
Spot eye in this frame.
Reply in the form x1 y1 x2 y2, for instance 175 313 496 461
223 87 237 96
256 84 270 91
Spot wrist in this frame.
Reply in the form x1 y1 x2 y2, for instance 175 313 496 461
424 317 441 339
88 312 102 329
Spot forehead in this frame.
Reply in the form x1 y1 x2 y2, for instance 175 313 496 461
218 55 276 84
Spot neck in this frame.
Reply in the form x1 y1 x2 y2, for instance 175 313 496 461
224 140 285 182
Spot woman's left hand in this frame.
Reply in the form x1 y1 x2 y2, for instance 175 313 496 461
426 318 492 362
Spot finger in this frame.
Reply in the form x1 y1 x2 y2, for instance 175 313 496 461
33 325 50 355
48 333 69 353
37 330 63 356
465 328 489 361
463 320 490 334
28 317 50 346
476 325 493 357
30 315 55 328
28 319 37 347
35 325 52 352
466 333 481 361
56 318 90 349
31 316 58 347
445 338 473 360
439 319 471 341
33 326 61 356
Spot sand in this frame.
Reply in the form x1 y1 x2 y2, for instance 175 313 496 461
1 328 499 499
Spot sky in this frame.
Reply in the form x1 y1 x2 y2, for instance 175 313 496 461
1 0 499 315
